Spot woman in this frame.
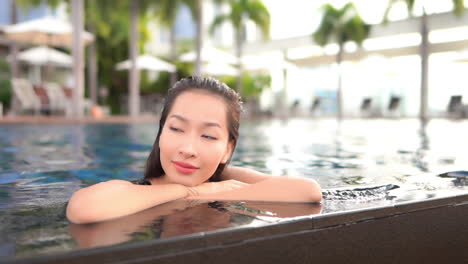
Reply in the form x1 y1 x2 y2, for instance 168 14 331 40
66 76 322 224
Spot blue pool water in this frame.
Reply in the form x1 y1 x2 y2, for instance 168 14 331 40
1 118 467 259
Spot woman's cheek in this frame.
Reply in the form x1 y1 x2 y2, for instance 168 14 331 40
210 142 228 163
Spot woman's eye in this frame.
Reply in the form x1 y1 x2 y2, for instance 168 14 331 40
202 135 217 140
169 127 183 132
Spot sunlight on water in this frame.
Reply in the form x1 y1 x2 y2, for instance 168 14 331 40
0 119 467 259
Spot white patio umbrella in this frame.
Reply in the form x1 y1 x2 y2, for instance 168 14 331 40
2 16 94 47
180 46 237 64
8 46 73 84
12 46 72 67
3 15 95 115
202 62 238 76
115 54 176 72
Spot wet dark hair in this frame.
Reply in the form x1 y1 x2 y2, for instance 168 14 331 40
144 76 243 182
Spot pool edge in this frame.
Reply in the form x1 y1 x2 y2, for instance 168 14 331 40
7 193 468 264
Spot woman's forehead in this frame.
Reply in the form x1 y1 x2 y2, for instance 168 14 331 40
169 91 228 126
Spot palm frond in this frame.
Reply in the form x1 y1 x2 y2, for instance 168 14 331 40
210 0 270 40
406 0 416 13
153 0 180 27
245 0 270 40
209 14 229 35
453 0 465 17
182 0 198 23
313 3 370 47
231 1 243 29
383 0 402 23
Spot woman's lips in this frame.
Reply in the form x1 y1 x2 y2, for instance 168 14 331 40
173 161 199 174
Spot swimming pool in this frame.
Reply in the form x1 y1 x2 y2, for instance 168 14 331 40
1 118 467 261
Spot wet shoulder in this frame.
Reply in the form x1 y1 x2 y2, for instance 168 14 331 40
130 178 152 185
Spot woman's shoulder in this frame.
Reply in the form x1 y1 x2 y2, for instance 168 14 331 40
129 178 152 185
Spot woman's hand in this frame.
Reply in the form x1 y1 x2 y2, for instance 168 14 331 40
186 180 250 198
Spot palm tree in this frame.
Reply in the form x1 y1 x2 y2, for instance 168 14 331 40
85 1 154 114
383 0 465 121
125 0 169 116
209 0 270 95
195 0 203 76
153 0 185 87
152 0 199 85
174 0 203 76
9 0 19 79
313 3 370 120
128 0 140 117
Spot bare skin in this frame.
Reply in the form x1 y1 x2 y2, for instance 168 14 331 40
66 91 322 225
69 196 322 249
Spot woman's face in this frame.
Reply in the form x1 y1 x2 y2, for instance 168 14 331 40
158 90 233 187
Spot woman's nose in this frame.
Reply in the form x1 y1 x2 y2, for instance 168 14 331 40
178 142 197 158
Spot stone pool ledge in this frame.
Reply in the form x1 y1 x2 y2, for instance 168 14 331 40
7 193 468 264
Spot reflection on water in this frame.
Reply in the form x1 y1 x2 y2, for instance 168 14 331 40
1 119 468 259
439 170 468 187
69 199 322 250
322 184 399 201
412 120 430 172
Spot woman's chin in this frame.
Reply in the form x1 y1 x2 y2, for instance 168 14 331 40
168 176 197 187
165 171 208 187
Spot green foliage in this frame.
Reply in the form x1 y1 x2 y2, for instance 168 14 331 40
313 3 370 47
16 0 161 114
453 0 466 16
221 72 271 99
140 61 193 95
16 0 62 13
210 0 271 95
0 60 12 109
150 0 186 27
210 0 270 40
84 0 156 114
383 0 465 22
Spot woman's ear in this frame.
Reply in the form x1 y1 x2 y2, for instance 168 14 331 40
221 140 234 164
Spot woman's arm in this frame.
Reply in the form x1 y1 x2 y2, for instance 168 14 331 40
69 199 205 249
221 166 273 183
66 180 188 224
66 179 248 224
188 177 322 203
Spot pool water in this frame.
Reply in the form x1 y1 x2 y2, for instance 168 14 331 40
1 118 467 260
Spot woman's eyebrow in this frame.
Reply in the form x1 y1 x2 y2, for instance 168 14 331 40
204 122 222 129
169 114 222 128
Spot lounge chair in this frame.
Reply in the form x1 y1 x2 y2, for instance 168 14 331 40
290 100 300 116
387 96 401 117
11 78 41 115
360 97 372 111
60 87 93 116
388 96 401 111
33 85 53 114
360 97 373 118
43 82 74 116
311 97 321 112
447 95 463 118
